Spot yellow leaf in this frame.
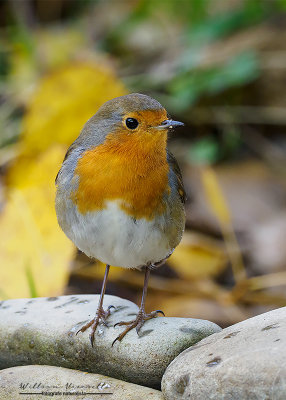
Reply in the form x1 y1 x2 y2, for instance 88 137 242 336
201 166 231 225
21 62 127 155
201 166 246 282
1 59 127 300
168 232 227 280
0 146 75 300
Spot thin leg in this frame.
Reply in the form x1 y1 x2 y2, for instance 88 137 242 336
112 266 164 346
76 264 114 346
97 264 110 311
140 266 150 312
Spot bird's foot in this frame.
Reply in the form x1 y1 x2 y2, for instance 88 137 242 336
112 309 164 346
76 305 115 347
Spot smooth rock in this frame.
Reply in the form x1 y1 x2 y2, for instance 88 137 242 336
0 365 164 399
162 307 286 400
0 295 221 388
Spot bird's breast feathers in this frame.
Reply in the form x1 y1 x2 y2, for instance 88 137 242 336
71 129 170 220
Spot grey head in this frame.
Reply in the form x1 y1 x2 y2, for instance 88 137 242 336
77 93 166 148
55 93 167 185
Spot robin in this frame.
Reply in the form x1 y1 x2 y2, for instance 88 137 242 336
55 93 185 346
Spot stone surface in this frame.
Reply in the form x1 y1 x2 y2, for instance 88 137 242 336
0 365 164 399
0 295 221 388
162 307 286 400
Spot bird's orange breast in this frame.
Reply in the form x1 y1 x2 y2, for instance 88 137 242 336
71 128 170 220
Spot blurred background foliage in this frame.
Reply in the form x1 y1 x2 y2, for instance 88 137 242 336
1 0 286 327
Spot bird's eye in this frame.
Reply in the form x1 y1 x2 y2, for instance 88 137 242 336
125 118 139 130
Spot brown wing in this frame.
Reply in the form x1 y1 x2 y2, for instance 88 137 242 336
167 151 186 204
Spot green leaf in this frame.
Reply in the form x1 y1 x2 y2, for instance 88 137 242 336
189 137 221 165
25 265 38 298
168 51 259 109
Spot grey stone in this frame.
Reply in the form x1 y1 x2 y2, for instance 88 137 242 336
162 307 286 400
0 365 164 399
0 295 221 388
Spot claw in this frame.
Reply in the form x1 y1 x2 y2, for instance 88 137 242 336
76 305 113 345
112 308 164 345
90 333 95 347
76 319 94 335
114 320 132 328
136 321 144 335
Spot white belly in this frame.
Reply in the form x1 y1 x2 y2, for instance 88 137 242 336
64 201 173 269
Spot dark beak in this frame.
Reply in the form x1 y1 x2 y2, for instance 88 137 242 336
157 119 184 129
